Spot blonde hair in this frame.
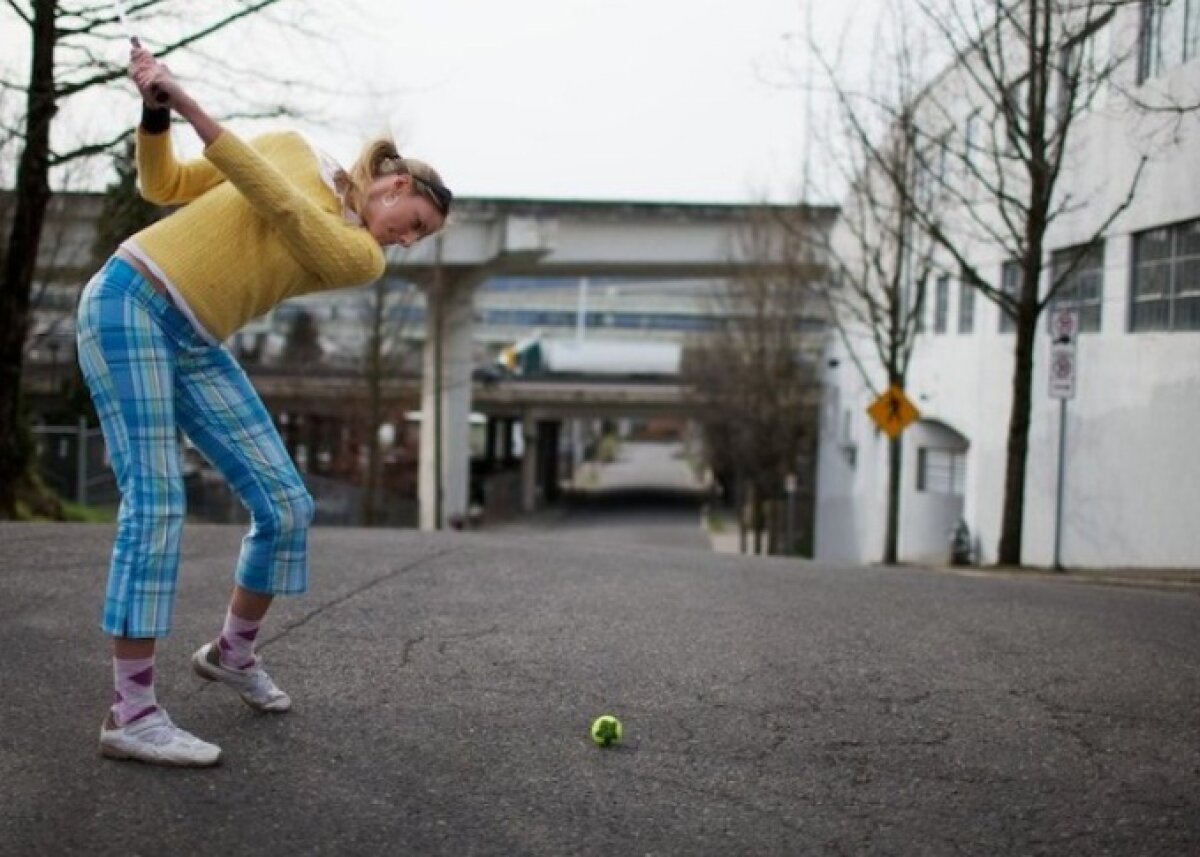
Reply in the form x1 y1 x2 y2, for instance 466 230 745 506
342 136 450 219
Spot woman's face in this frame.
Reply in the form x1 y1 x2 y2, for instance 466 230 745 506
363 175 445 248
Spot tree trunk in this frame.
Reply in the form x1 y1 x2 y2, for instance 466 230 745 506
997 300 1038 565
766 499 778 555
0 0 57 518
750 484 763 555
736 478 747 554
883 433 902 564
361 281 384 525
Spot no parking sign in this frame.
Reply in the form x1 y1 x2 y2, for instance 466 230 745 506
1048 307 1078 400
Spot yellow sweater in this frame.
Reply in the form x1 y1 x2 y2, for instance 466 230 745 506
132 128 385 340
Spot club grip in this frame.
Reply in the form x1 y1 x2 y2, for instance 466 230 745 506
130 39 170 104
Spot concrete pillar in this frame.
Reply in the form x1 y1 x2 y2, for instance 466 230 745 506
501 419 515 466
419 281 476 530
521 416 538 512
539 419 561 503
571 418 584 486
485 417 499 470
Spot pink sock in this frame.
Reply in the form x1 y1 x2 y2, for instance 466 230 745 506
217 610 262 670
112 655 157 726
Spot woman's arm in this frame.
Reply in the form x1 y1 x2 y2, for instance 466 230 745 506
129 45 385 286
129 44 223 205
203 132 386 285
164 93 222 149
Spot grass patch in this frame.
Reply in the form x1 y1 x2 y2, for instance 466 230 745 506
60 501 118 524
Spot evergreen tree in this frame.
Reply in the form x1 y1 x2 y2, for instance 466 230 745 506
91 138 162 266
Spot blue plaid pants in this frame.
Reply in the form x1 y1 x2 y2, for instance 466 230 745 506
76 256 314 638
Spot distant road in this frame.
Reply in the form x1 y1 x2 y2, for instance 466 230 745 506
498 441 711 551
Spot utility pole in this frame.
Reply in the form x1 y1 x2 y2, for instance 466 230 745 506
433 236 445 530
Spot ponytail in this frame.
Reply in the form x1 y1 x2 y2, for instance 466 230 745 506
343 135 451 219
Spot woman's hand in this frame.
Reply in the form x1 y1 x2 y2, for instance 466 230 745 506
128 43 184 109
127 41 222 146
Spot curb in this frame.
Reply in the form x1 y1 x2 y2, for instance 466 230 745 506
921 564 1200 593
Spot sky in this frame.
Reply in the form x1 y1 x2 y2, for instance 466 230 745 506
322 0 826 203
1 0 889 204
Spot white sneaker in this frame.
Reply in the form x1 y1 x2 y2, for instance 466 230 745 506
99 708 222 767
191 640 292 712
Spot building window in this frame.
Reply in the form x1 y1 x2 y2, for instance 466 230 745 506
1058 20 1110 122
999 261 1021 332
963 111 980 172
1131 218 1200 332
934 274 950 334
1002 78 1028 157
1140 0 1200 83
914 283 927 334
1049 242 1104 332
824 383 840 436
917 447 966 496
841 408 857 467
958 275 976 334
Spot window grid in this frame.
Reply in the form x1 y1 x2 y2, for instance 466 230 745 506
934 274 950 334
917 447 966 496
1140 0 1200 83
999 262 1021 333
1049 242 1104 333
1131 218 1200 332
1003 80 1026 157
963 112 980 173
959 272 976 334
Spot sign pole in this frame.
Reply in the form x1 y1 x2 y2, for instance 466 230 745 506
1053 398 1066 571
1047 306 1078 572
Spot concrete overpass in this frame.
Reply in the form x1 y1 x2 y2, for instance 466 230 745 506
388 197 832 529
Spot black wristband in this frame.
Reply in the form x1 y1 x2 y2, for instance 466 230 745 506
140 105 170 134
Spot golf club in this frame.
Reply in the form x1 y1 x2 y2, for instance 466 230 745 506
113 0 169 104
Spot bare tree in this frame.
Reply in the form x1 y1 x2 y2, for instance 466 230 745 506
282 308 322 365
686 207 824 555
0 0 308 518
804 7 951 565
812 0 1192 565
358 278 419 526
822 131 945 564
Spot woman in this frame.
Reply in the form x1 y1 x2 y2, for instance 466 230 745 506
79 43 451 766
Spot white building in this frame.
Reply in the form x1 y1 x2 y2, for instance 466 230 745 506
816 1 1200 569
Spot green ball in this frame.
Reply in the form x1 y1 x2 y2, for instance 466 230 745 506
590 714 623 747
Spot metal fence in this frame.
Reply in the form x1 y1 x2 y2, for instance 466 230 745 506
32 418 118 506
32 420 419 527
184 469 418 528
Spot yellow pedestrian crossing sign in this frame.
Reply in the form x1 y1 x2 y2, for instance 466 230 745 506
867 385 920 439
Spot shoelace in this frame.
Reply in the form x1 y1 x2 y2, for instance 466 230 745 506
245 667 281 700
139 712 190 747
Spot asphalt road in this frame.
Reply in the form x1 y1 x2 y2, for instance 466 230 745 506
1 522 1197 856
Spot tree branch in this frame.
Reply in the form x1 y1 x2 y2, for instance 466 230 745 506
47 128 131 167
1038 154 1147 310
3 0 31 26
55 0 293 99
